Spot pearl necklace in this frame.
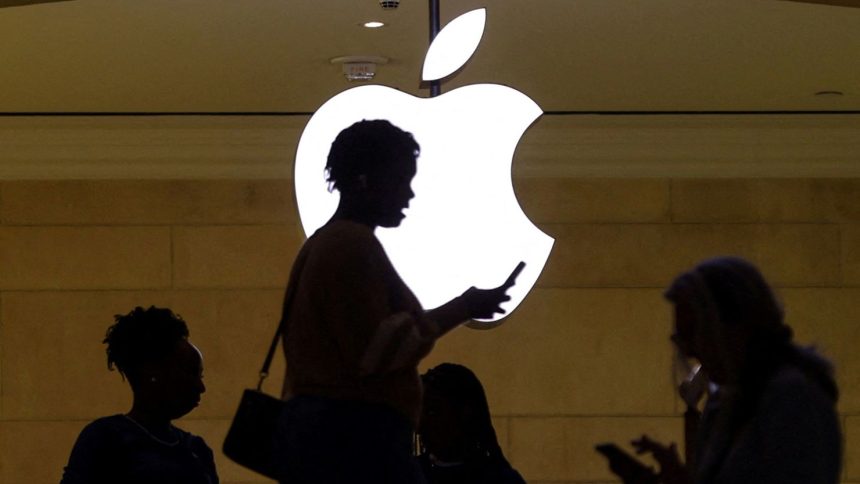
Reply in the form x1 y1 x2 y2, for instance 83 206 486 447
123 414 180 447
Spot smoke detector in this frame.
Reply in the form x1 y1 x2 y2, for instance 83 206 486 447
380 0 399 9
330 56 389 82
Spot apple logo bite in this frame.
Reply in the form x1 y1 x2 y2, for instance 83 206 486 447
294 8 554 327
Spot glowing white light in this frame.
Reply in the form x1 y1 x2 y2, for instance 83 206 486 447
422 8 486 81
363 21 385 28
294 8 553 326
295 84 552 324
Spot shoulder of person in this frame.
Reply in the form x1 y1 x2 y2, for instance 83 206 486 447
309 220 387 269
314 220 379 249
769 365 808 386
76 414 131 442
61 415 127 483
761 364 837 417
189 434 215 460
767 365 824 396
171 426 214 455
67 415 127 472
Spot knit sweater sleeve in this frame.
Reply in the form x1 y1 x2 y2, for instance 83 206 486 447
311 223 438 377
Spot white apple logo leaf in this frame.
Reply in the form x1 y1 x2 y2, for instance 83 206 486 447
294 8 553 327
422 8 487 82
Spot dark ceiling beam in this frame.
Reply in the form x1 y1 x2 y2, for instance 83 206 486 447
0 0 72 7
780 0 860 7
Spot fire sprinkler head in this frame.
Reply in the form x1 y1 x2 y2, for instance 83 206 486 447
379 0 399 9
343 63 376 82
330 56 390 82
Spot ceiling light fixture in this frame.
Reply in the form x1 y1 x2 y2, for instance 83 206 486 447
363 21 385 28
815 90 844 97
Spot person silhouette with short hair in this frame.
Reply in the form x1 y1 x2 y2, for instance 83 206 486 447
274 119 520 483
61 306 218 484
602 257 841 484
417 363 525 484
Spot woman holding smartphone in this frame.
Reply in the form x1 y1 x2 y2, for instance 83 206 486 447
274 120 522 484
618 257 841 484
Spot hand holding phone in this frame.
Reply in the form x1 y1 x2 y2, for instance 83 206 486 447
502 261 526 289
595 443 659 484
462 261 526 323
679 364 707 408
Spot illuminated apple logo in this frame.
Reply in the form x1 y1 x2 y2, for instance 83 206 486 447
295 8 553 327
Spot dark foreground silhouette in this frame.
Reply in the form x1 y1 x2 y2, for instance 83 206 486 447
598 257 841 484
274 119 521 483
61 306 218 484
417 363 525 484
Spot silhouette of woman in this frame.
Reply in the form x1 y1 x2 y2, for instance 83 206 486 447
628 257 841 484
417 363 525 484
61 306 217 484
274 120 519 483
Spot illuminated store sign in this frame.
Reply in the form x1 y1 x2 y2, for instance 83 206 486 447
295 9 553 325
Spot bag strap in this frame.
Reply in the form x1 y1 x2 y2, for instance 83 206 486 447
256 319 285 391
257 243 310 391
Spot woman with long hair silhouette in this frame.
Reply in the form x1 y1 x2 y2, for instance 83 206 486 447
417 363 525 484
626 257 841 484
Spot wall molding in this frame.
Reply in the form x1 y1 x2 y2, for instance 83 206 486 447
1 114 858 179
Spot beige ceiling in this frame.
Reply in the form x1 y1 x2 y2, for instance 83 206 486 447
0 0 858 113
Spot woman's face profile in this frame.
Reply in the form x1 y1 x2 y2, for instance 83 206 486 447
672 298 731 384
146 339 206 420
366 154 417 228
671 301 698 360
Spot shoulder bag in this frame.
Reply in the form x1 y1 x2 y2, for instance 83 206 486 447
223 249 308 479
222 324 288 479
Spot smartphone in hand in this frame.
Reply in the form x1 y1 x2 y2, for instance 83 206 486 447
463 261 526 330
503 261 526 288
595 443 658 484
679 363 708 408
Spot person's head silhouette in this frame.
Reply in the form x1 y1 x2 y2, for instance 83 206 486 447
419 363 502 462
417 363 525 483
647 257 841 484
327 119 420 228
665 256 836 401
104 306 205 421
665 257 791 385
60 306 217 484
